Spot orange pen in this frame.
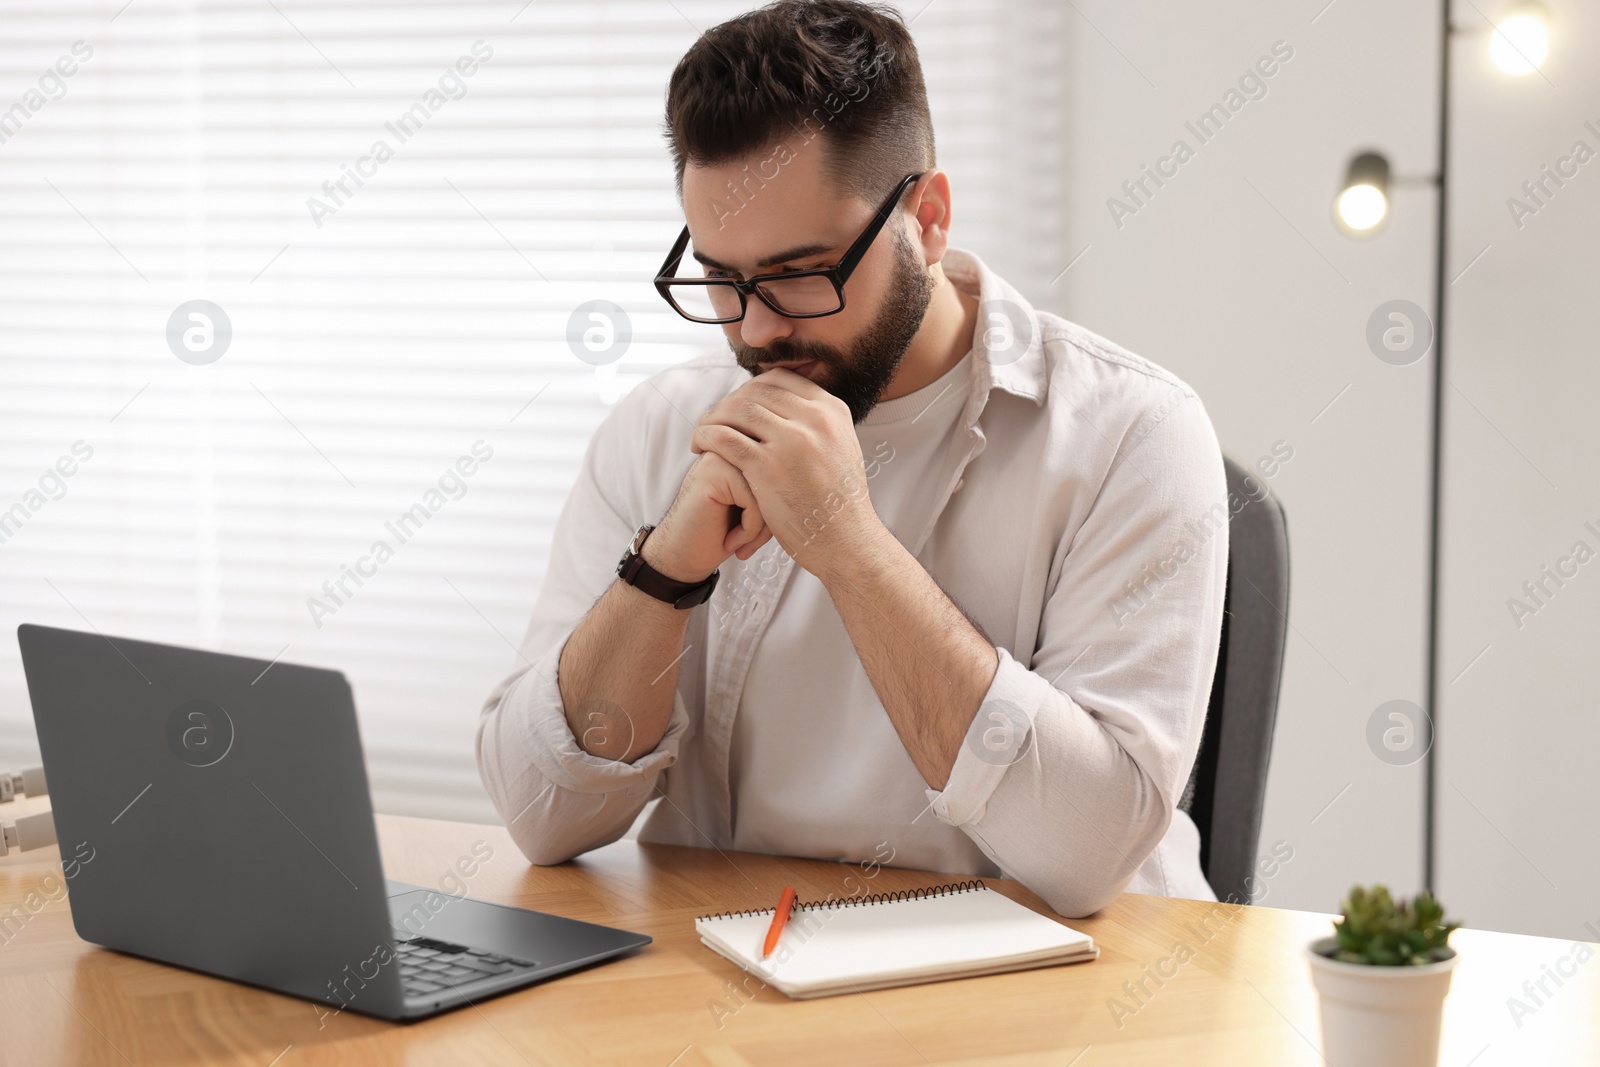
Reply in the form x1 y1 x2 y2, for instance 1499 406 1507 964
762 886 797 959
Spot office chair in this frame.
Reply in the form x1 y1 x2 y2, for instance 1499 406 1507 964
1178 452 1290 905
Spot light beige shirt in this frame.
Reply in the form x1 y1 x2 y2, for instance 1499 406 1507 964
477 248 1228 917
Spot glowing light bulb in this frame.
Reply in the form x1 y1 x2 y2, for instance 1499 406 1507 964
1335 153 1391 235
1490 8 1550 76
1337 184 1388 232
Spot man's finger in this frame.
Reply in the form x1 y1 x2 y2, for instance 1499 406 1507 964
693 424 759 467
696 393 784 445
732 496 764 547
752 364 830 400
720 457 766 554
693 372 817 456
736 526 774 559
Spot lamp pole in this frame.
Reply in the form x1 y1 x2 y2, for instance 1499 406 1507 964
1422 0 1453 894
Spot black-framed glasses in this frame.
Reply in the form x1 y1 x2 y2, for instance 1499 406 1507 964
654 171 925 324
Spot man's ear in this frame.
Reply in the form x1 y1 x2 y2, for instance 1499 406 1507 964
907 170 953 267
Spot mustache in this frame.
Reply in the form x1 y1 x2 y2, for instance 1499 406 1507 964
734 338 839 370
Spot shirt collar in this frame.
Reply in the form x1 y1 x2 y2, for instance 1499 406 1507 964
940 247 1049 415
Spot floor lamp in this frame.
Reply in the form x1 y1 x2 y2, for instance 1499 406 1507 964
1332 2 1553 891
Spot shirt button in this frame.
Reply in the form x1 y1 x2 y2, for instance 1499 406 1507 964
953 478 965 493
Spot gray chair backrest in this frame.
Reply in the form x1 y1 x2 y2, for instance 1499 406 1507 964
1178 452 1290 904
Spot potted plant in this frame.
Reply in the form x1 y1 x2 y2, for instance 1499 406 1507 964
1304 884 1461 1067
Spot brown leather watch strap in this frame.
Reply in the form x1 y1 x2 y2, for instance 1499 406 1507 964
615 524 719 609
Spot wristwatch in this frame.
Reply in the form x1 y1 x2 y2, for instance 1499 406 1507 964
615 523 719 609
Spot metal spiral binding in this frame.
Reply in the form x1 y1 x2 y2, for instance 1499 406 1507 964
695 879 987 923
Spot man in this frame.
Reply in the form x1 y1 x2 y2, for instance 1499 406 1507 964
476 0 1227 917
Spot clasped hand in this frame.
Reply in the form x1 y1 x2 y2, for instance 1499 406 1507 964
690 367 879 578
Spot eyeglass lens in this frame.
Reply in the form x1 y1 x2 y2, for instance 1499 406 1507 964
664 272 841 322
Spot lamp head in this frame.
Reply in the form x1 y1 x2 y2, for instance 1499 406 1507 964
1336 151 1390 235
1491 3 1550 76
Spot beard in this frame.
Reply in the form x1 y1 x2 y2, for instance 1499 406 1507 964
732 229 937 424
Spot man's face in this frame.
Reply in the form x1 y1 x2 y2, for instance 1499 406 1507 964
680 145 935 423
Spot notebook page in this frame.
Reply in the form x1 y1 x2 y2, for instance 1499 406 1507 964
696 886 1093 994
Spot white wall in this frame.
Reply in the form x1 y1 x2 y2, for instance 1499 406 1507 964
1438 0 1600 941
1043 0 1600 939
1037 0 1440 917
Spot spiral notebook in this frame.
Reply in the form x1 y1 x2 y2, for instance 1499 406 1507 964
695 880 1098 999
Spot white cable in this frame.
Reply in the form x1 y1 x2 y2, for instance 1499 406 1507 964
0 766 55 857
0 810 56 856
0 766 48 803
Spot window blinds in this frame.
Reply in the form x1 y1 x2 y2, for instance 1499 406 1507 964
0 0 1066 822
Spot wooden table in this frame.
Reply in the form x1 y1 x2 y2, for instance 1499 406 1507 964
1 803 1595 1065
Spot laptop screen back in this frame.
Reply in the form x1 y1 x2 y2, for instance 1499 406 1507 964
18 623 404 1018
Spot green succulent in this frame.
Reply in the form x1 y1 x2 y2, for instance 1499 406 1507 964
1327 884 1460 966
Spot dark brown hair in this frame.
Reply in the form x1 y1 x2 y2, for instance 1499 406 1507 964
663 0 935 205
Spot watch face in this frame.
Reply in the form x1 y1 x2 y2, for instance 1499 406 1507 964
619 524 651 575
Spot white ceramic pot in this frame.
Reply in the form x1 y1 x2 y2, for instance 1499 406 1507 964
1304 936 1458 1067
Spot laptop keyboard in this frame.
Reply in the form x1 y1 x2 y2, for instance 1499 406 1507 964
394 936 541 999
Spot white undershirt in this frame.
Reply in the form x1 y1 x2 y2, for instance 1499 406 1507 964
727 349 988 869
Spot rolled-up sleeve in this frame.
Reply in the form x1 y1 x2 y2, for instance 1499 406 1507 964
923 389 1229 917
475 391 693 866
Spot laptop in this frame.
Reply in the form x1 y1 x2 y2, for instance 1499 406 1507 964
16 622 651 1022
